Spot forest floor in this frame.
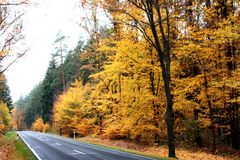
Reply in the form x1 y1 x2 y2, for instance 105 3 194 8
0 132 35 160
79 137 240 160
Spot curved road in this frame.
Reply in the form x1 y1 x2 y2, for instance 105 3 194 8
17 131 156 160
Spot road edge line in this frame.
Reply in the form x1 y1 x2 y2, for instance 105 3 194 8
17 132 42 160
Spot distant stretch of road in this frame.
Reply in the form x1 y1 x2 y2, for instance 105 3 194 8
17 131 156 160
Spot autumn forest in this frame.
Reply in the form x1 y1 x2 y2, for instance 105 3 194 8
1 0 240 159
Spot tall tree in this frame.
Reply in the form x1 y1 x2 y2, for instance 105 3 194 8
41 58 62 122
122 1 176 157
0 74 12 109
0 101 11 135
11 107 24 130
54 32 68 91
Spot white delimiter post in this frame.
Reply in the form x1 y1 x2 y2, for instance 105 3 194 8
73 131 76 139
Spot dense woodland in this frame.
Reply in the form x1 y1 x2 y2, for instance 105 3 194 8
0 0 239 158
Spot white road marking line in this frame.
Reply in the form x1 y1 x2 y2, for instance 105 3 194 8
70 153 79 155
17 132 42 160
55 143 61 146
73 150 86 155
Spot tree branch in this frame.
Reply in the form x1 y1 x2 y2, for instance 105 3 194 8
0 2 28 6
0 14 23 37
0 50 27 74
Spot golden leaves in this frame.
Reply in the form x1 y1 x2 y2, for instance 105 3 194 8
0 102 11 135
31 116 49 132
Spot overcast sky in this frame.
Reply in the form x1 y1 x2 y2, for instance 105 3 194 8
5 0 87 102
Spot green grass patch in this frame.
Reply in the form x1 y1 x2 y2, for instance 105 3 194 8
5 131 16 139
15 137 36 160
4 131 36 160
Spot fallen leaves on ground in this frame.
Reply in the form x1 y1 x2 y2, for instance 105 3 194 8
79 137 240 160
0 143 15 160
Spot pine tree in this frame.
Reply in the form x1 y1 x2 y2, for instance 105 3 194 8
0 74 12 109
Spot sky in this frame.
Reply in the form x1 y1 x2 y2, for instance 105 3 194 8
5 0 87 102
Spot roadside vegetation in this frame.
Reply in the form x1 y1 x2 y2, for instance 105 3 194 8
79 137 240 160
1 0 239 159
0 132 36 160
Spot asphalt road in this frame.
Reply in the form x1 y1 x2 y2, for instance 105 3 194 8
17 131 156 160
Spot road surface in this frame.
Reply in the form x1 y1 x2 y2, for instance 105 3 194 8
17 131 156 160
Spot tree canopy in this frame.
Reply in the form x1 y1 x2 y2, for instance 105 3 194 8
13 0 240 158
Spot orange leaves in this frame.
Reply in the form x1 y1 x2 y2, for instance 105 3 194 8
31 116 44 132
0 143 15 160
102 123 129 140
76 119 90 137
48 0 240 152
31 116 49 132
11 107 24 131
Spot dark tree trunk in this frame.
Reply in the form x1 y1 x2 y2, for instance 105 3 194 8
160 64 175 157
203 71 216 151
229 101 240 149
164 82 175 157
194 109 203 147
146 0 175 157
226 41 239 149
128 0 176 157
206 0 210 7
186 0 193 26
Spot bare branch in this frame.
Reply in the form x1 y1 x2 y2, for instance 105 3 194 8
0 2 28 6
127 0 146 12
117 18 157 49
0 13 23 37
0 50 27 74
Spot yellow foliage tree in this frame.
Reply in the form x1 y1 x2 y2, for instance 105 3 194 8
43 123 50 133
172 0 240 150
11 107 24 131
50 0 239 156
90 26 167 144
31 116 49 132
53 80 91 136
0 102 11 135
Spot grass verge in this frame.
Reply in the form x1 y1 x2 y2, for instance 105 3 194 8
0 131 36 160
78 137 171 160
78 137 240 160
46 132 169 159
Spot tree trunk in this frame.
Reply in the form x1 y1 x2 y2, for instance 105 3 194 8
153 103 161 145
128 0 176 157
163 73 175 157
226 42 239 149
60 45 66 91
230 102 240 149
206 0 210 8
194 109 203 147
203 71 216 151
